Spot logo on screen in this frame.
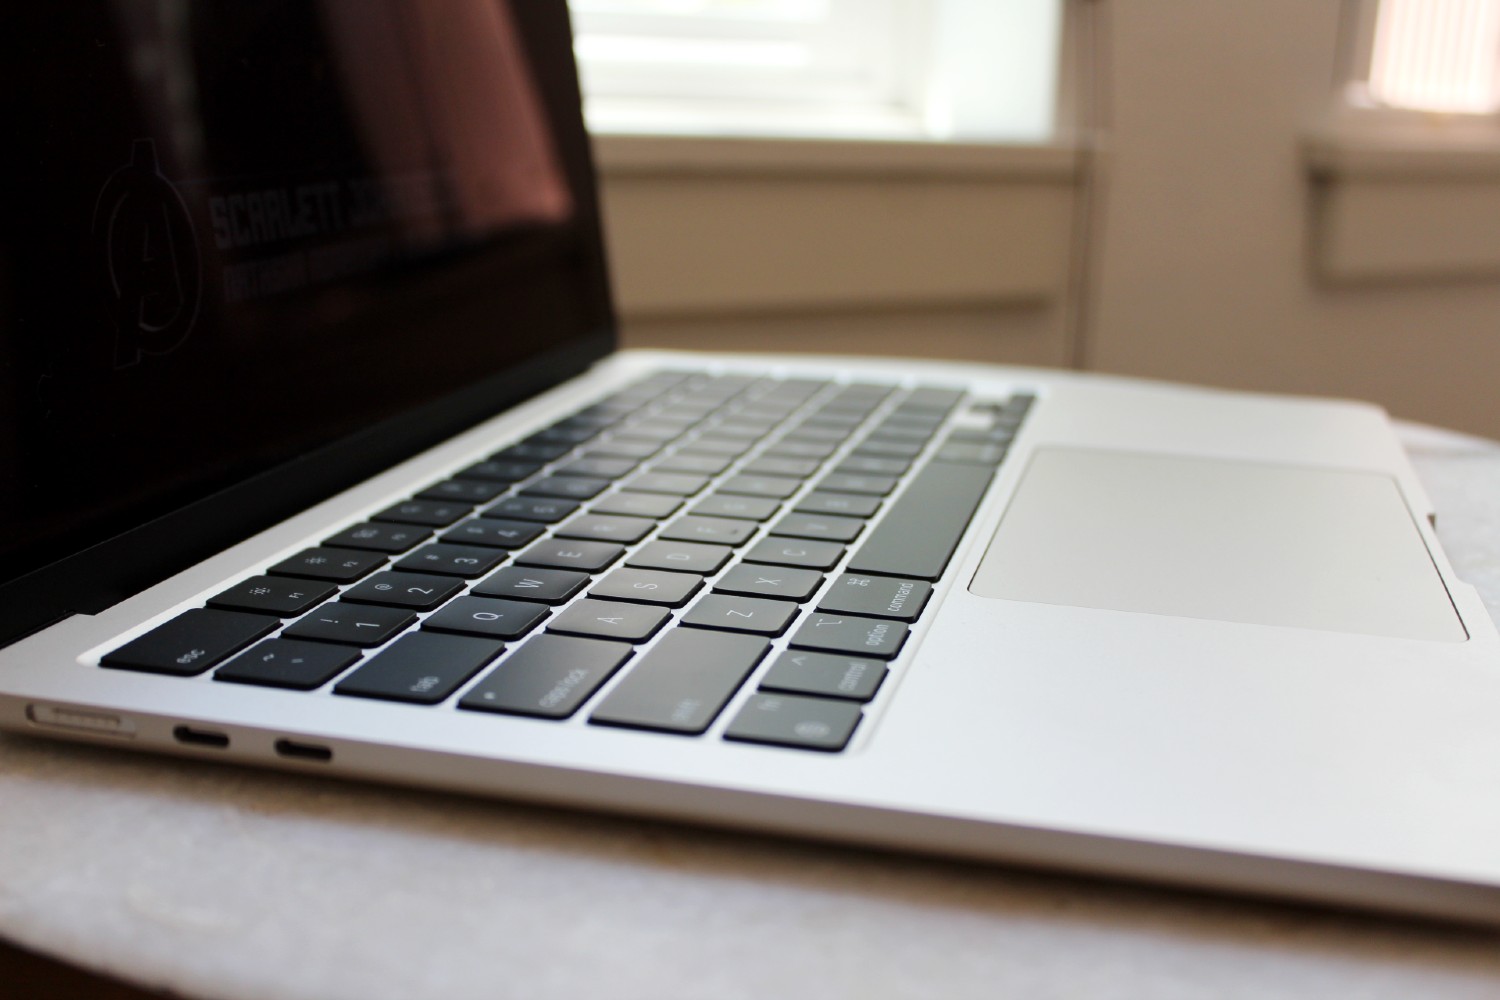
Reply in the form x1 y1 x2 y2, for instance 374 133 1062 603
93 139 202 367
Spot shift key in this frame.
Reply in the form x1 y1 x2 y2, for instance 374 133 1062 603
590 630 768 734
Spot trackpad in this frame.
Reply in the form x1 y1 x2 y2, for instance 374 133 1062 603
969 448 1465 641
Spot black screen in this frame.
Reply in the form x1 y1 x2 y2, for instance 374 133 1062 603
0 1 614 639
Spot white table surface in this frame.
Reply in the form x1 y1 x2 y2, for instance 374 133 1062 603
3 423 1499 1000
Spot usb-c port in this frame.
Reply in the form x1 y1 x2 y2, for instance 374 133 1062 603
274 739 332 762
173 725 229 749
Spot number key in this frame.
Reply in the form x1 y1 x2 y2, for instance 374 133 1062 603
342 571 463 610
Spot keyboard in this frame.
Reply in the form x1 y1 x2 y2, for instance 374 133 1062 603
100 371 1031 752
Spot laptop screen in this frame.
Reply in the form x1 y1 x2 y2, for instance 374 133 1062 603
2 1 612 634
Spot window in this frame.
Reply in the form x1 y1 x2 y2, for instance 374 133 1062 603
1350 0 1500 116
568 0 1065 143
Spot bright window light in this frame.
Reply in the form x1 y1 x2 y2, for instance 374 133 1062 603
1368 0 1500 114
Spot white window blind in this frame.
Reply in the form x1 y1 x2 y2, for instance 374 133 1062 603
1367 0 1500 114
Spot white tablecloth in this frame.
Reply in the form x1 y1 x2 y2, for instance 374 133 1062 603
3 423 1499 1000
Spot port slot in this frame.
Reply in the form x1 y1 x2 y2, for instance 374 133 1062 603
274 739 332 763
173 725 229 749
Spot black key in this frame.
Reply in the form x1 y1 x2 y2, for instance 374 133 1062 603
590 491 683 519
719 474 800 499
548 599 670 642
934 441 1008 465
424 596 550 640
678 437 751 458
532 424 600 446
555 456 638 480
215 639 361 690
781 424 847 442
770 513 864 544
484 496 580 523
759 650 887 702
816 573 932 621
491 441 572 463
651 453 732 476
555 514 656 544
815 473 897 496
627 540 733 575
587 437 664 460
459 635 632 720
342 571 464 610
516 539 624 572
713 564 823 602
333 632 503 704
743 538 845 571
325 522 432 553
520 476 610 501
373 500 472 527
834 456 910 477
658 515 757 546
590 629 768 735
441 518 544 549
794 492 882 517
283 602 416 646
102 608 278 676
854 438 925 459
208 576 336 617
455 460 541 483
690 494 781 521
788 613 908 659
616 420 692 442
739 456 820 479
723 693 862 751
764 439 838 460
625 472 710 496
268 547 385 583
682 594 798 636
869 422 935 442
902 387 965 411
698 422 767 441
393 544 506 578
846 461 994 580
472 566 589 604
590 568 703 607
418 479 508 504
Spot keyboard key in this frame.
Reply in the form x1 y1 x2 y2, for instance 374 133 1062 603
853 438 925 459
102 608 278 676
845 461 994 580
590 629 769 735
554 456 638 480
455 460 541 483
770 513 864 544
548 599 670 642
763 439 838 460
589 492 683 519
342 572 464 610
690 494 780 521
679 437 752 458
739 457 820 479
491 441 572 463
268 547 385 583
723 693 862 751
834 456 910 477
334 632 503 704
743 538 845 571
373 500 472 527
459 635 632 719
587 438 663 460
555 514 656 544
788 613 908 659
934 441 1008 465
625 472 710 496
483 496 580 523
394 543 506 577
627 540 733 575
215 639 361 690
658 515 757 546
418 479 508 504
520 476 610 501
902 387 965 412
794 492 881 518
759 650 887 702
208 576 335 617
682 594 798 636
815 573 931 621
282 602 416 647
441 518 543 549
719 475 800 499
651 453 732 476
472 566 589 604
815 473 897 496
516 539 625 573
423 596 550 640
713 564 823 602
590 568 703 607
325 522 432 553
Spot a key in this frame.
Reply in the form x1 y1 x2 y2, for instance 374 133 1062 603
853 438 925 459
712 564 823 602
689 494 780 521
459 635 633 719
590 629 769 735
515 539 625 572
208 576 335 617
554 514 656 544
282 602 416 646
794 492 882 518
627 540 733 575
333 632 503 704
787 613 908 660
815 573 931 621
589 492 683 519
102 609 277 676
742 538 845 571
373 500 472 527
520 476 610 501
472 566 589 604
590 568 704 607
547 599 670 642
834 456 910 477
455 460 541 483
324 522 432 554
440 518 543 549
759 649 887 702
625 472 710 496
845 461 994 580
215 639 361 690
554 456 638 480
723 693 862 751
650 453 732 476
393 544 506 578
739 457 820 479
268 547 385 583
814 473 896 497
342 572 463 610
681 594 798 636
423 596 550 640
658 516 757 546
491 441 572 463
719 474 800 499
483 497 579 524
769 513 864 544
418 479 508 504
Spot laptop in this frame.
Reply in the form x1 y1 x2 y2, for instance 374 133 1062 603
4 1 1498 924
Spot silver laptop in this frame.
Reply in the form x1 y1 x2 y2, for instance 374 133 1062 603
4 1 1497 924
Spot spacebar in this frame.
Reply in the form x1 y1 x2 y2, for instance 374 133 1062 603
845 461 995 581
